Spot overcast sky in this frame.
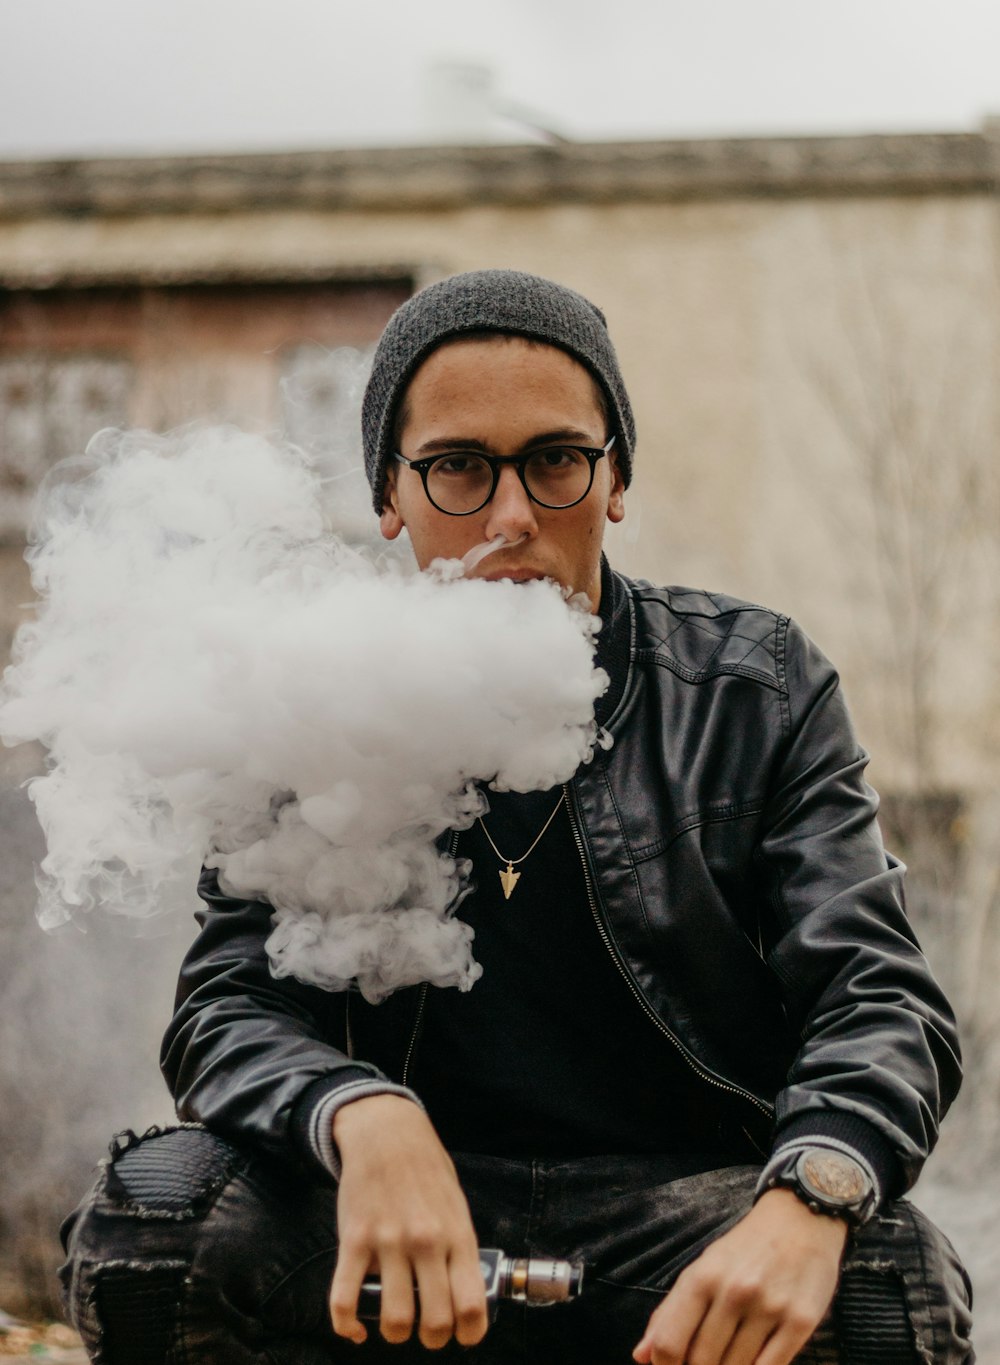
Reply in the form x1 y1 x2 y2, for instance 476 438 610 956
1 0 998 159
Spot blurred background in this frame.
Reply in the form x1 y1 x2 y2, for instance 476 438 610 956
1 0 999 1355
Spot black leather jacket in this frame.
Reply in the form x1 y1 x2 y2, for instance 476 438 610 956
162 573 961 1194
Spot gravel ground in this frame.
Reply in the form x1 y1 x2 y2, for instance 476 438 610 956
0 1320 85 1363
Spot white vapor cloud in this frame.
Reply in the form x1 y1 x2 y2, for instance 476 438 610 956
0 425 607 1002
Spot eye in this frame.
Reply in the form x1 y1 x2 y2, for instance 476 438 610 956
530 446 584 470
433 452 486 476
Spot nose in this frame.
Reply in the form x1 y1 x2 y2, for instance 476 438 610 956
483 464 538 543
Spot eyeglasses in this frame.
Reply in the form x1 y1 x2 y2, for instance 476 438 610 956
393 436 615 516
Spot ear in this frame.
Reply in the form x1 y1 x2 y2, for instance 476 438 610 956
606 451 626 525
379 464 405 541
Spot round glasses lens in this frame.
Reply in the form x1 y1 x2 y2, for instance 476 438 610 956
524 447 592 507
425 453 495 513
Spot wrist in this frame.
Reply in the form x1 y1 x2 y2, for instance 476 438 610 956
770 1110 898 1205
759 1144 877 1228
332 1090 426 1146
756 1186 850 1236
310 1081 425 1179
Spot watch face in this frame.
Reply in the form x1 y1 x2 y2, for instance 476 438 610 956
797 1150 869 1206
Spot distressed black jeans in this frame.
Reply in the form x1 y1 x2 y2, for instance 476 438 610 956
60 1125 974 1364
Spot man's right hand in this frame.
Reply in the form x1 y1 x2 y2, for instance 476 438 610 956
328 1094 489 1351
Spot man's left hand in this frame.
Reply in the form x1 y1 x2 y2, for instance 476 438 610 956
632 1188 848 1365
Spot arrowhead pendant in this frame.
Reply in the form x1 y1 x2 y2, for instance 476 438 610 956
499 862 521 900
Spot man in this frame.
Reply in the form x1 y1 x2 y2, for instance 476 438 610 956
61 270 973 1364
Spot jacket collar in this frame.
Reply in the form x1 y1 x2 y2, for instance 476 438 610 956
594 557 631 728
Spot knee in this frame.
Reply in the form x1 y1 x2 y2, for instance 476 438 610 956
62 1124 251 1263
834 1200 974 1365
60 1125 251 1362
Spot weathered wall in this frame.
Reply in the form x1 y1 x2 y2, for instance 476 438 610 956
3 138 997 793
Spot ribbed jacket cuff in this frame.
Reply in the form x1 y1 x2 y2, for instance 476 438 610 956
756 1110 900 1213
290 1071 425 1181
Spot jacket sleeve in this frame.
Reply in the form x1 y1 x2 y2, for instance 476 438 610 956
756 617 962 1198
160 866 408 1172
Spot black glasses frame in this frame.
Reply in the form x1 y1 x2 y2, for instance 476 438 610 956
393 436 615 516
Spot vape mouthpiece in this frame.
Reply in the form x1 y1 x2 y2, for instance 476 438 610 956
358 1248 585 1321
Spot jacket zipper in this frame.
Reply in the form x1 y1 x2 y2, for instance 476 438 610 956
402 983 428 1088
564 781 774 1126
345 990 354 1059
402 829 460 1087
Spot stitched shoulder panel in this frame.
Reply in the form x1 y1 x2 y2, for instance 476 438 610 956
628 579 785 689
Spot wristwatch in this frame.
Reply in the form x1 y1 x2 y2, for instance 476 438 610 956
766 1146 876 1228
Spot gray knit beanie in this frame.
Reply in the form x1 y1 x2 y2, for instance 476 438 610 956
362 269 636 512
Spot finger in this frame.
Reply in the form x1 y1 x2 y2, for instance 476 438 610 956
716 1315 775 1365
684 1299 741 1365
328 1242 370 1345
377 1251 416 1345
633 1271 712 1364
448 1245 490 1347
686 1285 766 1365
751 1307 823 1365
412 1253 456 1351
685 1325 737 1364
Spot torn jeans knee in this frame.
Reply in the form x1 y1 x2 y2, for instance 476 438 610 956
835 1199 975 1365
59 1124 252 1364
60 1123 345 1364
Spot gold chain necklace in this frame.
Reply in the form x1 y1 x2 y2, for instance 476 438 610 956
477 791 566 900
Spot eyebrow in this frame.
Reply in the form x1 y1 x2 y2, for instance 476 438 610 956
412 428 601 456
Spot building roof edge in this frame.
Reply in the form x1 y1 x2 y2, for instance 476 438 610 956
0 131 997 220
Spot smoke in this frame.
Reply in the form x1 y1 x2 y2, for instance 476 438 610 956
0 426 607 1002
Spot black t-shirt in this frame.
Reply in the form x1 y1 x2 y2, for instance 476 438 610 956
411 562 754 1163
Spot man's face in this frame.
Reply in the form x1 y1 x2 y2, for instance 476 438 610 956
379 336 625 612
